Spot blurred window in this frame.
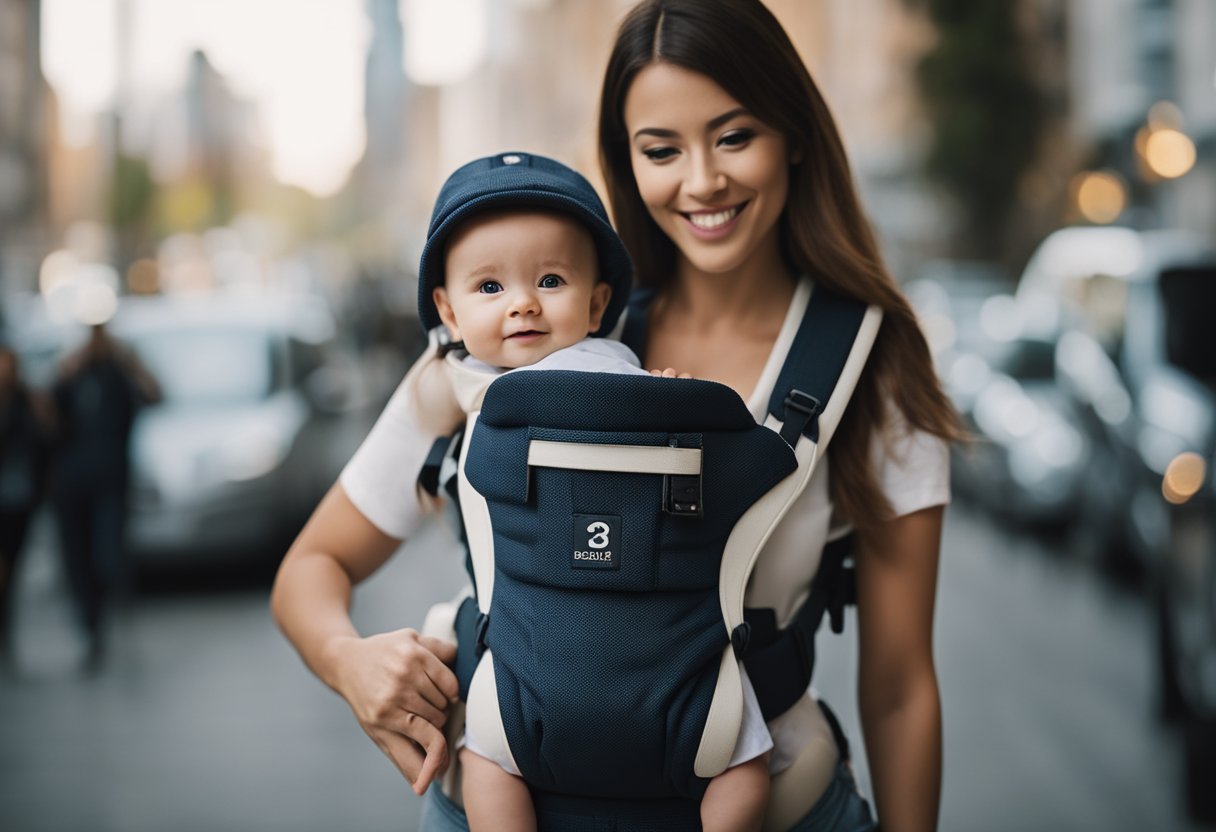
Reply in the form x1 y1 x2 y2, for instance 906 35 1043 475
288 338 326 385
1160 266 1216 385
1063 273 1128 361
130 328 273 404
999 338 1056 382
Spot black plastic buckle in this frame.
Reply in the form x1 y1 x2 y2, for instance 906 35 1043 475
663 438 702 517
664 474 703 516
473 612 490 657
780 389 823 446
731 622 752 658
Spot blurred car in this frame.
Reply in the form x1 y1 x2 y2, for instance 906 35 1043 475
111 293 371 568
1015 226 1216 820
3 289 371 570
954 332 1087 526
907 268 1087 527
1015 227 1214 567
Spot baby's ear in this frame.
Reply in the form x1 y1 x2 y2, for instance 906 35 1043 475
432 286 461 341
587 282 612 333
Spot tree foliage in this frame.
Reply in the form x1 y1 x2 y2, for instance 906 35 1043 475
911 0 1046 259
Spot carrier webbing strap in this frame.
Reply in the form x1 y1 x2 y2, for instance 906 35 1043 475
619 281 880 729
418 436 450 498
742 534 856 721
618 287 655 360
767 285 869 446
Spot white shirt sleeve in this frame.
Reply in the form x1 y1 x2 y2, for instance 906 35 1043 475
871 405 952 518
338 368 439 541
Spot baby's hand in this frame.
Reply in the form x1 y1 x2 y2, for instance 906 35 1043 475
649 367 693 379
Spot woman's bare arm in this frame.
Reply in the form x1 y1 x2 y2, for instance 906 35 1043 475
855 505 944 832
270 483 460 794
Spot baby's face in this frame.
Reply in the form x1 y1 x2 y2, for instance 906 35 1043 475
434 210 611 369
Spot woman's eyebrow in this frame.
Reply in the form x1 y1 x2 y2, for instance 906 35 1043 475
706 107 750 130
632 107 752 141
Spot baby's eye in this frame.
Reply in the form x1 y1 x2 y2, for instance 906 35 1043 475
718 129 755 148
641 146 678 162
538 274 564 289
478 280 503 294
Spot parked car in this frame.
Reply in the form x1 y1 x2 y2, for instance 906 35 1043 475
4 290 371 570
907 268 1087 527
1015 226 1216 820
112 293 370 568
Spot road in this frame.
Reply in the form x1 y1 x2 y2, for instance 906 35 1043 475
0 503 1204 831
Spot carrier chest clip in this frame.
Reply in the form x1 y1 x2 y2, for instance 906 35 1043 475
663 438 702 516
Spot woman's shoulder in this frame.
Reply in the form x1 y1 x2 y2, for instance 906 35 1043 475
869 396 952 517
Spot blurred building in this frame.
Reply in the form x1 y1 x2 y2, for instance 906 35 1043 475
143 50 266 227
769 0 943 277
352 0 410 215
390 0 943 280
0 0 49 297
1069 0 1216 233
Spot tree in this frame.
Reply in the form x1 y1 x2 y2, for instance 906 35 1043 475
911 0 1047 260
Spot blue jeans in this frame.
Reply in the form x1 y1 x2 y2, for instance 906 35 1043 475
419 760 876 831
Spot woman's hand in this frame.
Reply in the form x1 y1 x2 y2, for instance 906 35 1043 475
648 367 693 379
329 627 461 795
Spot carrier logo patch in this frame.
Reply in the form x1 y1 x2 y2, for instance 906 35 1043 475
571 514 620 570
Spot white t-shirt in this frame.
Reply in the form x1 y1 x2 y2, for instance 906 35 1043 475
339 278 950 775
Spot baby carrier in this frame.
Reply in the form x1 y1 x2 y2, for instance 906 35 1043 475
421 285 881 830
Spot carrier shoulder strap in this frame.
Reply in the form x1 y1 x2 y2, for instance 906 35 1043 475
620 280 881 732
766 283 876 450
619 278 880 489
723 281 881 718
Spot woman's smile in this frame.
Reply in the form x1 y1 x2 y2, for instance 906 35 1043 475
681 202 749 239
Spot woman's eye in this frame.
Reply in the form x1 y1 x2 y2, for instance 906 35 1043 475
478 281 503 294
719 129 755 148
641 146 678 161
538 274 564 289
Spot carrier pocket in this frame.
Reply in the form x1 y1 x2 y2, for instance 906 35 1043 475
467 426 704 593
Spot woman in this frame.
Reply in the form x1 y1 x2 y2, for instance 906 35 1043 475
594 2 960 829
272 1 959 829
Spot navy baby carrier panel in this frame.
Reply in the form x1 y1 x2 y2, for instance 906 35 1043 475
463 371 796 799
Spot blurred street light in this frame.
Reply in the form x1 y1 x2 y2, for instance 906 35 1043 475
1163 451 1206 505
1072 170 1128 224
1147 100 1184 131
1143 128 1197 179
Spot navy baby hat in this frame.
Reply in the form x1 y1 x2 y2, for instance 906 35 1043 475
417 152 633 337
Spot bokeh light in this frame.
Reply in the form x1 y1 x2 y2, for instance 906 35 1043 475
1072 170 1127 224
1163 452 1206 504
1143 129 1197 179
1147 100 1184 130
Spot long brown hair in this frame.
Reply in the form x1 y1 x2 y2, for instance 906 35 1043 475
599 0 962 541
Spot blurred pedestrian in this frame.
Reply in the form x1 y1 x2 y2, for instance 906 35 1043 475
49 322 160 670
0 345 51 670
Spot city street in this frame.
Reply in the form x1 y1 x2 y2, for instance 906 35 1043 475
0 502 1204 832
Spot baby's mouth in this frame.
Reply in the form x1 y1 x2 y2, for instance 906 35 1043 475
508 329 545 339
683 202 747 230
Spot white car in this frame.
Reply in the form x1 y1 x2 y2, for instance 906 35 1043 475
112 293 370 568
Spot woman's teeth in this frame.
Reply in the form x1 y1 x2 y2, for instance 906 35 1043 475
687 206 740 230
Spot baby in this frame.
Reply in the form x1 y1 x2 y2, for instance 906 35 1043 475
419 152 771 832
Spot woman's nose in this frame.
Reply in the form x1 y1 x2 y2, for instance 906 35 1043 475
685 151 728 201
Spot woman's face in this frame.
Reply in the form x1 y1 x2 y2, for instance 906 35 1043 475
623 62 791 278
